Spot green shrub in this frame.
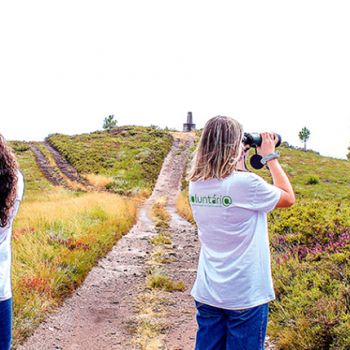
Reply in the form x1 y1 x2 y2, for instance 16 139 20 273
306 175 320 185
47 126 173 194
269 200 350 246
270 253 350 349
10 141 30 152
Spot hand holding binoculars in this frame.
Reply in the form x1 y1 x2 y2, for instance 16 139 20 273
242 132 281 170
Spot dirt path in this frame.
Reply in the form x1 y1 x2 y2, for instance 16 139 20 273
18 134 195 350
29 143 67 187
44 140 88 185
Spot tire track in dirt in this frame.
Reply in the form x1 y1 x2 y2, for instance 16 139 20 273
30 142 92 192
18 134 194 350
29 143 67 187
44 140 89 186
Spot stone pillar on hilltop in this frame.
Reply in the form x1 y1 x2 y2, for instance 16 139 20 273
183 112 196 132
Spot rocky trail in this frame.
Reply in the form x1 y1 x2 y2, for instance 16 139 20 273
20 133 274 349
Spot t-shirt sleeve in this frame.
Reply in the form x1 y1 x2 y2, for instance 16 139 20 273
11 170 25 218
16 170 24 201
251 174 281 212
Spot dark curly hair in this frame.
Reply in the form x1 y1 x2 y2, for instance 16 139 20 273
0 134 18 228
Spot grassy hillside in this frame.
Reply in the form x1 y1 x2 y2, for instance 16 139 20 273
47 126 173 195
8 126 174 347
177 139 350 350
10 141 55 199
258 145 350 201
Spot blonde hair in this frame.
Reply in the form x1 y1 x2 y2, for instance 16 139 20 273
188 116 244 181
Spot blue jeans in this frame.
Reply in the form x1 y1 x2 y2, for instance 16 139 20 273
194 300 269 350
0 298 12 350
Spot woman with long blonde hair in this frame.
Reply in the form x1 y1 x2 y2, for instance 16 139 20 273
188 116 295 349
0 135 24 350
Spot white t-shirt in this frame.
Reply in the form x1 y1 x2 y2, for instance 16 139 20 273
189 170 281 310
0 170 24 301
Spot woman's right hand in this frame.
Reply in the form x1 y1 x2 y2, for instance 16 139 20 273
257 132 278 157
257 132 296 208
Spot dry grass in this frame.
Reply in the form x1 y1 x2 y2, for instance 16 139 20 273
62 177 88 192
12 191 143 347
169 131 196 141
147 273 186 292
153 196 167 206
176 190 195 224
149 232 172 246
15 192 137 227
131 292 172 350
83 173 114 190
152 204 171 224
150 198 171 229
147 248 166 266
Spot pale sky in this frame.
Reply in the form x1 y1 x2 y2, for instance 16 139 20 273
1 1 349 159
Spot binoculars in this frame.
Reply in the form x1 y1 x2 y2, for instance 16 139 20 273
242 132 281 148
242 132 282 170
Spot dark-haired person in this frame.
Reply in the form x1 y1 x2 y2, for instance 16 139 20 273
0 135 24 350
188 116 295 350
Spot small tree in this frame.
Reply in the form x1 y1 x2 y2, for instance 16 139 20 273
103 115 117 130
298 127 311 151
347 144 350 160
149 124 160 130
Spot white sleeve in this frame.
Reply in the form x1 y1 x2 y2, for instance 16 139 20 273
11 170 24 218
251 174 281 212
16 170 25 201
